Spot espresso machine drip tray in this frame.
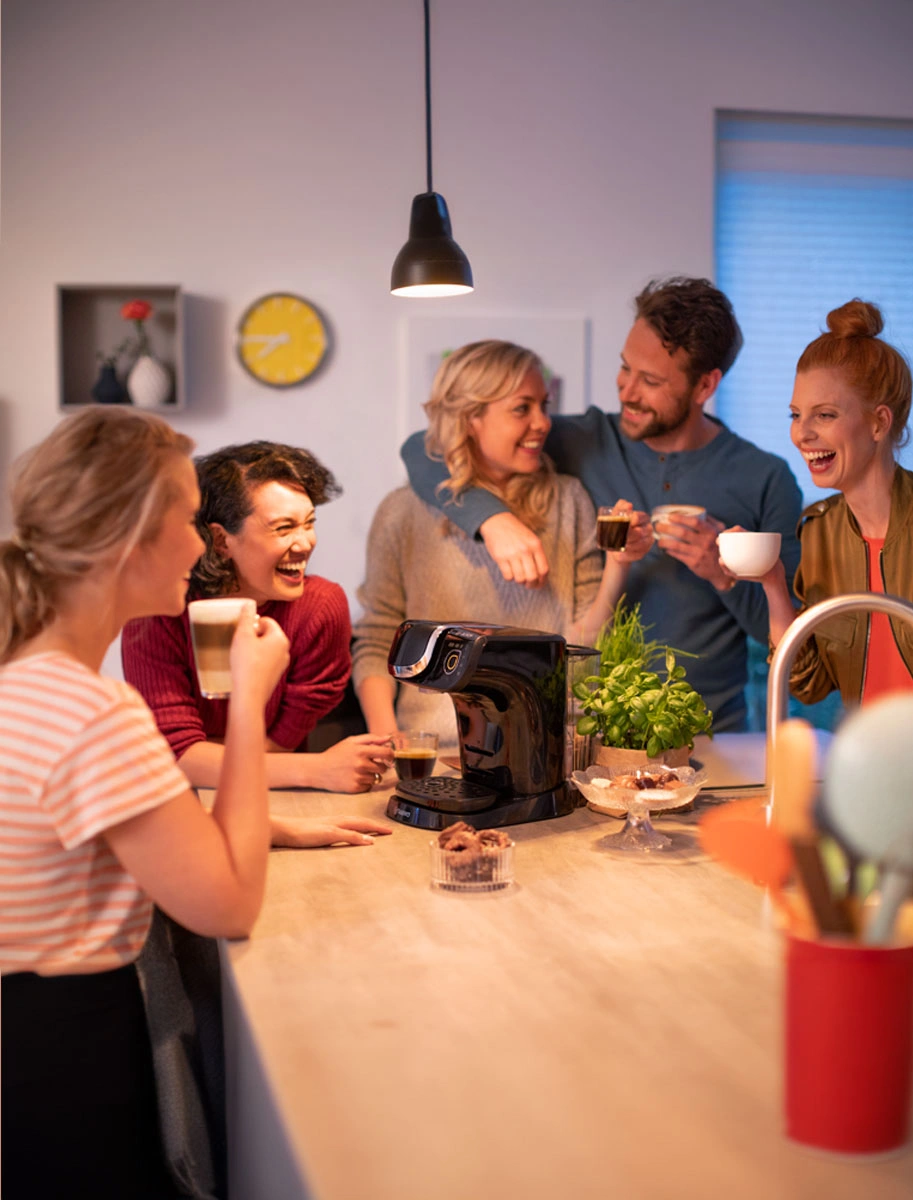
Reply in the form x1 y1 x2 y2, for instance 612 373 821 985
395 776 499 812
386 778 574 831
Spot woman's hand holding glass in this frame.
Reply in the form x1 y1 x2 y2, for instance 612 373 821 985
309 734 396 793
228 609 290 709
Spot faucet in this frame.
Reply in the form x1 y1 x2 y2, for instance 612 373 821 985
765 592 913 793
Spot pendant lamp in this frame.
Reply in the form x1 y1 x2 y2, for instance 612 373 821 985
390 0 473 297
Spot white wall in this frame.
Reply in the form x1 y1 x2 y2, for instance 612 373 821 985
2 0 913 606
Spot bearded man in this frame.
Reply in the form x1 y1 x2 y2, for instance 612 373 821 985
401 277 802 731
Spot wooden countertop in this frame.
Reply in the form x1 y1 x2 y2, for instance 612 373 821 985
222 734 911 1200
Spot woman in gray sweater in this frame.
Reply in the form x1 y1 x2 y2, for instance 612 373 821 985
353 340 652 744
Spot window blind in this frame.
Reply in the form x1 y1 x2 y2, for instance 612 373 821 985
715 111 913 506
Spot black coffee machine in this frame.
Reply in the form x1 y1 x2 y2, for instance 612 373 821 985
385 619 576 830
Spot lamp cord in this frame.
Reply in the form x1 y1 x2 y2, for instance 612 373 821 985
424 0 433 194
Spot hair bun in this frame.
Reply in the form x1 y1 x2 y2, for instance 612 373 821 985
826 299 884 339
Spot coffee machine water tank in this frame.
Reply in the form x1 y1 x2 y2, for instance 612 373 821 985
385 620 577 830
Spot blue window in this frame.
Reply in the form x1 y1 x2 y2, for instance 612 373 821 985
715 111 913 502
715 112 913 729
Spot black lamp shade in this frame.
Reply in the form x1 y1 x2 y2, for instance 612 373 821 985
390 193 474 297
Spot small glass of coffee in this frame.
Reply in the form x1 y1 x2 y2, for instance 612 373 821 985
188 597 257 699
596 507 631 551
392 731 439 781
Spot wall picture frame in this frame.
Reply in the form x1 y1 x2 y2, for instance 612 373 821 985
400 314 591 438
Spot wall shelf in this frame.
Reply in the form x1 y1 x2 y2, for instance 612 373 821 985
57 284 185 410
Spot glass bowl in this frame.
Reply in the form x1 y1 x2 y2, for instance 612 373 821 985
570 763 706 817
430 829 514 892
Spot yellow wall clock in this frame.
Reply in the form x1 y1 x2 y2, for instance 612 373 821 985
235 293 330 388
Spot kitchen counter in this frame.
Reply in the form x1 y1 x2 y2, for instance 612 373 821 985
222 734 911 1199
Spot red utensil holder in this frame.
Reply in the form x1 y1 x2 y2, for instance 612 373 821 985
785 933 913 1156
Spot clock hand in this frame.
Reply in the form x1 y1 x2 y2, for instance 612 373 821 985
254 335 288 360
240 333 291 360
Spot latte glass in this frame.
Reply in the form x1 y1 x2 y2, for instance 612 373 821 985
188 597 257 698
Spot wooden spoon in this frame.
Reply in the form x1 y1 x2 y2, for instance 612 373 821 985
771 718 856 937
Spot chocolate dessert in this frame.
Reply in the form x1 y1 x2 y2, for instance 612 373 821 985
437 822 512 883
613 768 685 791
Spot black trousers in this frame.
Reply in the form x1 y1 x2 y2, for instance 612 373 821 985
2 964 183 1200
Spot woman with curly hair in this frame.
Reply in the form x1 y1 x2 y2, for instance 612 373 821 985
353 340 652 742
123 440 394 803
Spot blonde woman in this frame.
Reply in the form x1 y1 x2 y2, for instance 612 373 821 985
0 408 385 1200
353 340 652 742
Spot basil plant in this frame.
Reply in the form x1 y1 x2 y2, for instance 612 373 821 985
573 599 713 756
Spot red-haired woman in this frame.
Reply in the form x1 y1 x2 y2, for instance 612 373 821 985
754 299 913 704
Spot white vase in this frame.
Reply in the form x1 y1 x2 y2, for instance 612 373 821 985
127 354 172 409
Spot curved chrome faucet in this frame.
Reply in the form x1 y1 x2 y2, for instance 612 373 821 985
765 592 913 792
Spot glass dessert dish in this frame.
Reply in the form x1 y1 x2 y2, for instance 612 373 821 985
430 821 515 891
570 764 706 853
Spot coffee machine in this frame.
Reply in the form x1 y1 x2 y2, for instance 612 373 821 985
385 619 577 830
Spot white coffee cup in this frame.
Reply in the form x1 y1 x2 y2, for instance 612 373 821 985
650 504 707 545
717 531 782 577
188 597 257 698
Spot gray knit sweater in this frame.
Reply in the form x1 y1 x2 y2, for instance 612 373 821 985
352 477 603 744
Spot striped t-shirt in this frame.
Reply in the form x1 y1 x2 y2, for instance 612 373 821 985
0 652 189 975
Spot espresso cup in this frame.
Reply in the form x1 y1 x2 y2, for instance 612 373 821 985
188 597 257 698
596 507 631 551
392 731 439 781
717 531 782 577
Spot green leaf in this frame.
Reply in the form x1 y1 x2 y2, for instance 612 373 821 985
588 595 714 752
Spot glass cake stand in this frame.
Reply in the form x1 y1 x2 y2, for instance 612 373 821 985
571 764 706 853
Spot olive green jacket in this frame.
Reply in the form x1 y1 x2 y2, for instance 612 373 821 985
789 466 913 706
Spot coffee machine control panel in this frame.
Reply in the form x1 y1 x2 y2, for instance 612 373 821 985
389 621 483 689
440 629 476 678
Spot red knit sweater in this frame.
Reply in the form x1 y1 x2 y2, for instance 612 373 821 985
121 576 351 760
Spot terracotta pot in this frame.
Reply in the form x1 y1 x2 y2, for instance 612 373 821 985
591 741 694 816
592 743 691 770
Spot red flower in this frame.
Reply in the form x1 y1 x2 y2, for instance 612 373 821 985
121 299 152 321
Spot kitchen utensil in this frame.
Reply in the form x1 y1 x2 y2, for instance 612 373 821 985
823 694 913 944
700 799 806 931
772 718 855 937
785 934 913 1155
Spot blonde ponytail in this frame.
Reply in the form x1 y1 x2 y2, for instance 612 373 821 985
1 408 194 663
0 540 55 663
